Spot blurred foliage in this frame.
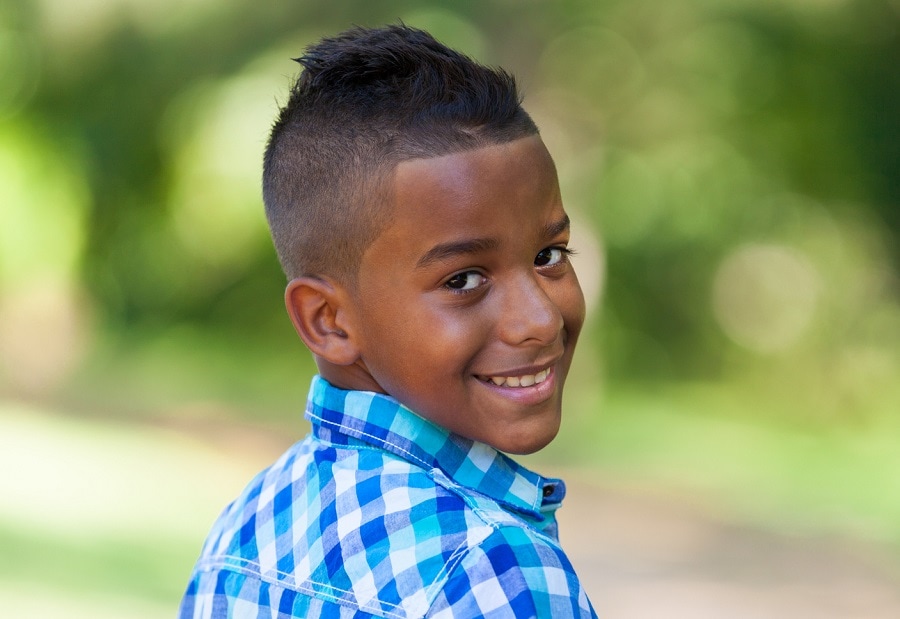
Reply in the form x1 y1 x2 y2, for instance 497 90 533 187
0 0 898 448
2 1 900 614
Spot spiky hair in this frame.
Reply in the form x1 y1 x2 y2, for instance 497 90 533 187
262 24 538 283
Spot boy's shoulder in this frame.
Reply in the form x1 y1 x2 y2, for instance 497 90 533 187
193 427 561 565
183 422 592 618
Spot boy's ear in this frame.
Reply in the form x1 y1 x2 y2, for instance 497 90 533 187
285 277 359 366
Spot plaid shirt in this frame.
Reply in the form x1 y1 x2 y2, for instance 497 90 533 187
180 376 597 618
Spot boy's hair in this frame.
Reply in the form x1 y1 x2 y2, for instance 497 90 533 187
262 24 539 284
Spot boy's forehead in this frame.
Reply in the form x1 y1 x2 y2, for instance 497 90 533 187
390 136 557 209
371 137 564 254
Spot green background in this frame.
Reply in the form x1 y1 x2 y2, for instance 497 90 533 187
1 0 898 614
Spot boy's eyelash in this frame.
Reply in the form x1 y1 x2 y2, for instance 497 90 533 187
443 270 486 294
443 246 575 292
546 246 577 260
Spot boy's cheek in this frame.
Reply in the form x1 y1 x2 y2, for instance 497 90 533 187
561 278 587 337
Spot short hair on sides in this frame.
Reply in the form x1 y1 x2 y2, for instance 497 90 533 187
262 24 540 285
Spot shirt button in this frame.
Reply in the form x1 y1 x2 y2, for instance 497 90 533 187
543 485 554 498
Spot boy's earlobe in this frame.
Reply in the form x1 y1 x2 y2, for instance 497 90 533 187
285 277 359 365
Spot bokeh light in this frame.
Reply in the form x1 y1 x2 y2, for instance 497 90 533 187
2 0 899 616
712 243 820 354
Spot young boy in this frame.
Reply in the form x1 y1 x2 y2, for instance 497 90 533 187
179 24 596 618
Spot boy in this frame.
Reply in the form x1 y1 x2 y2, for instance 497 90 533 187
180 24 595 618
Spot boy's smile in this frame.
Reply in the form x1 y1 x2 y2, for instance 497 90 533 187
338 136 585 454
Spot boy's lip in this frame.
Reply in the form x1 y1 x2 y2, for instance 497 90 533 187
474 365 559 405
474 352 562 380
473 355 562 388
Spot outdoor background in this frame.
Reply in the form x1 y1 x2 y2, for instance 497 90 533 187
1 0 899 616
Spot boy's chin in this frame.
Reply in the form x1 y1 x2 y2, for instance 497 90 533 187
485 422 561 456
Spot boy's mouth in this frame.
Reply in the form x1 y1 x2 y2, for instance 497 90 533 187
477 368 551 388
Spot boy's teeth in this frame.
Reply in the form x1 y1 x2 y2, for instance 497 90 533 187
484 369 549 388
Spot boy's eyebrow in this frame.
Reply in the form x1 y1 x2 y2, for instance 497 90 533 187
415 215 571 270
544 214 571 239
416 237 500 269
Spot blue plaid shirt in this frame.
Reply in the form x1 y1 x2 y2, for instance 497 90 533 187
180 376 597 618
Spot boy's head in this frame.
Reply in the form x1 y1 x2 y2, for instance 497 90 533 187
264 25 585 455
263 24 538 285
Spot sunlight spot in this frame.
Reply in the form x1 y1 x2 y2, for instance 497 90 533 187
163 64 282 268
0 124 87 290
712 244 821 354
0 281 92 393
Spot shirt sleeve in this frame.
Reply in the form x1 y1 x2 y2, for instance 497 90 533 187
425 525 597 619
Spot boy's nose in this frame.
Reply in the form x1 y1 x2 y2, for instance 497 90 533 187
497 275 564 347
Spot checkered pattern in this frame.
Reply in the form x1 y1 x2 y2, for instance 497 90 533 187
179 376 597 618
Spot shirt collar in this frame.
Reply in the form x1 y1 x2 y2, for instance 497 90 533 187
305 375 565 521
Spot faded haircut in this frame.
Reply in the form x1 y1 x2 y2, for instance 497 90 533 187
262 24 539 284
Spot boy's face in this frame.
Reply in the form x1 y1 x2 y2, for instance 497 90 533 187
346 136 585 455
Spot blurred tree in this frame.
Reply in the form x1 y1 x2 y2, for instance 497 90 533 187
2 0 897 420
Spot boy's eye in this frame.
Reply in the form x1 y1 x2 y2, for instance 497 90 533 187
445 271 486 291
535 247 570 267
